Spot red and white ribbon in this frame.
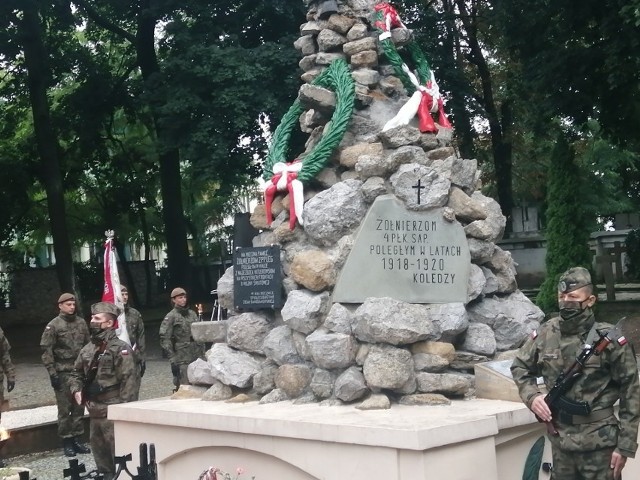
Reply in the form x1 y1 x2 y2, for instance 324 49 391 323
264 161 304 230
103 232 131 346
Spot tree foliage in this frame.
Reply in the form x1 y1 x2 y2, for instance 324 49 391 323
0 0 302 295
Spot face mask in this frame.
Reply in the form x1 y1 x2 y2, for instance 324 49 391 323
89 323 108 344
558 299 592 334
558 300 588 320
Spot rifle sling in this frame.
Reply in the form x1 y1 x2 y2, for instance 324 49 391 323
557 407 614 426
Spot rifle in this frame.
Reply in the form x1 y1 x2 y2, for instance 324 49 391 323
538 317 626 436
80 341 107 405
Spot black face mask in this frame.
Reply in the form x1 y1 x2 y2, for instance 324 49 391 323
558 299 589 320
558 299 593 334
89 323 109 344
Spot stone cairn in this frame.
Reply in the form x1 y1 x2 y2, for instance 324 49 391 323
185 0 544 409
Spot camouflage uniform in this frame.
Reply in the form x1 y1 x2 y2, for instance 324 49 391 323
123 305 145 400
0 327 15 420
159 306 204 386
40 313 90 440
70 328 137 479
511 312 640 479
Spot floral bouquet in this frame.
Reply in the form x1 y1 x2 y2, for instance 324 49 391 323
198 466 254 480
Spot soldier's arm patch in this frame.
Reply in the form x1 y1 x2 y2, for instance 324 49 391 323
121 350 129 355
530 330 538 340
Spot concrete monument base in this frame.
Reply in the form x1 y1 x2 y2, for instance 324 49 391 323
110 398 640 480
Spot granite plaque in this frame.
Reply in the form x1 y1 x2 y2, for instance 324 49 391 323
233 245 282 309
333 195 470 303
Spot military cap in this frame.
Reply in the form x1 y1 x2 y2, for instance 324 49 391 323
91 302 120 317
558 267 592 293
58 293 75 304
171 287 187 298
120 285 128 293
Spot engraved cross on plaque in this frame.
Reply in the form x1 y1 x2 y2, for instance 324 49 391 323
412 179 426 205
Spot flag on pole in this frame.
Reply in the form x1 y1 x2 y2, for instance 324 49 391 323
103 230 131 346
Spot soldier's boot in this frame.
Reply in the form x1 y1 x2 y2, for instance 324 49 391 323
72 436 91 454
63 438 76 457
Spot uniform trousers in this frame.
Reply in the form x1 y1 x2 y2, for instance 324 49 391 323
90 415 115 477
55 373 85 438
551 446 616 480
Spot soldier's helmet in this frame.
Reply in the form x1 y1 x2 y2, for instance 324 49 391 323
558 267 592 294
120 285 128 293
58 292 75 304
171 287 187 298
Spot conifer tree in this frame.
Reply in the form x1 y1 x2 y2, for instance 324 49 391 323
536 133 593 312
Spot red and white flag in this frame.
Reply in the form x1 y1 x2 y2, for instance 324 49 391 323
103 231 131 346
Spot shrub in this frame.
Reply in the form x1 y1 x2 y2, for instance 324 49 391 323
536 134 593 313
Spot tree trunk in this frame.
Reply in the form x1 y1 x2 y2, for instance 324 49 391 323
494 101 514 235
139 208 154 307
454 0 514 232
442 0 475 159
20 1 77 293
136 1 192 291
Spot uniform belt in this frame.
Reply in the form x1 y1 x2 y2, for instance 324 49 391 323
558 407 614 425
92 387 120 402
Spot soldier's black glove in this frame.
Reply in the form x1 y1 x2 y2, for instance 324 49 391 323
7 380 14 393
50 375 61 391
140 361 146 378
170 363 180 378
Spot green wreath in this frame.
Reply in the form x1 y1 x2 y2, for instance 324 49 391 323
374 10 432 93
263 58 355 183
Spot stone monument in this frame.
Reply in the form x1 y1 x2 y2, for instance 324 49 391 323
190 0 544 408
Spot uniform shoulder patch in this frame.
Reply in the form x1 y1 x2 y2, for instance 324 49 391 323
121 349 129 355
530 330 538 340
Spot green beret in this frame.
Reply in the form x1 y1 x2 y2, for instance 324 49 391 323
171 287 187 298
58 293 75 304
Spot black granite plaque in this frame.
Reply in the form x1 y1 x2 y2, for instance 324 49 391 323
234 246 282 309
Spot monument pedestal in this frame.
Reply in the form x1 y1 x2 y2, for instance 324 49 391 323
111 398 549 480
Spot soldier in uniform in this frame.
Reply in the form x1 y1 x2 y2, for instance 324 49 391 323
0 326 15 467
159 287 204 390
70 302 137 480
511 267 640 480
40 293 91 457
120 285 146 400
